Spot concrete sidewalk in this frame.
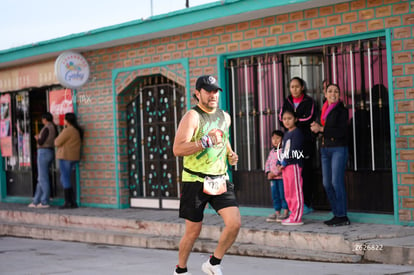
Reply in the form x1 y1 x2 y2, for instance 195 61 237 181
0 202 413 266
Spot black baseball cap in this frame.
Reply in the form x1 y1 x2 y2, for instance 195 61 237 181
195 75 222 92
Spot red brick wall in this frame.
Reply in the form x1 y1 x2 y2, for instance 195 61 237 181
78 0 413 222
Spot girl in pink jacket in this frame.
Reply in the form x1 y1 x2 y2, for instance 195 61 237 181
264 130 288 222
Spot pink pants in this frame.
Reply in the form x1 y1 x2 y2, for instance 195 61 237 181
282 164 304 222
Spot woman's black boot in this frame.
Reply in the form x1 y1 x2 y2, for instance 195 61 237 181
59 188 77 209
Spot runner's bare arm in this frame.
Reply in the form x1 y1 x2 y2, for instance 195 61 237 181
173 110 202 157
224 112 239 165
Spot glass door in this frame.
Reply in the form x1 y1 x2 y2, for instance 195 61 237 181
5 91 33 196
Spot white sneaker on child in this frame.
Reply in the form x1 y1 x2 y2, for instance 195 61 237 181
281 217 304 226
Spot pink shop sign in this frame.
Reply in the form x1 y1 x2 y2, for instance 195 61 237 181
49 89 74 126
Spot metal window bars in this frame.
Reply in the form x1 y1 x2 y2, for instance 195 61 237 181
226 37 390 172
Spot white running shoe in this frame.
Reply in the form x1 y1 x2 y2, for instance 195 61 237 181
202 260 223 275
173 272 191 275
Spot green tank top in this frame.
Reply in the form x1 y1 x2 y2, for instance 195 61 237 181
182 105 229 182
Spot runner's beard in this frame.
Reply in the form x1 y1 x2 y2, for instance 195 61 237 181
208 100 218 108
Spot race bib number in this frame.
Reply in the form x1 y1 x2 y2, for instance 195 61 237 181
203 176 227 195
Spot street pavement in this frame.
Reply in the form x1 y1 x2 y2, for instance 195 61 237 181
1 237 414 275
1 202 414 266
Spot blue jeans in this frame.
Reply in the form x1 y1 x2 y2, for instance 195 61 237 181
270 179 288 211
320 146 348 217
59 159 77 189
33 148 54 205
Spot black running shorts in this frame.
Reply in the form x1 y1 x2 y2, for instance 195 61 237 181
179 180 239 222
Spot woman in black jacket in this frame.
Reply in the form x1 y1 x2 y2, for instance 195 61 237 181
310 84 350 227
279 77 317 214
